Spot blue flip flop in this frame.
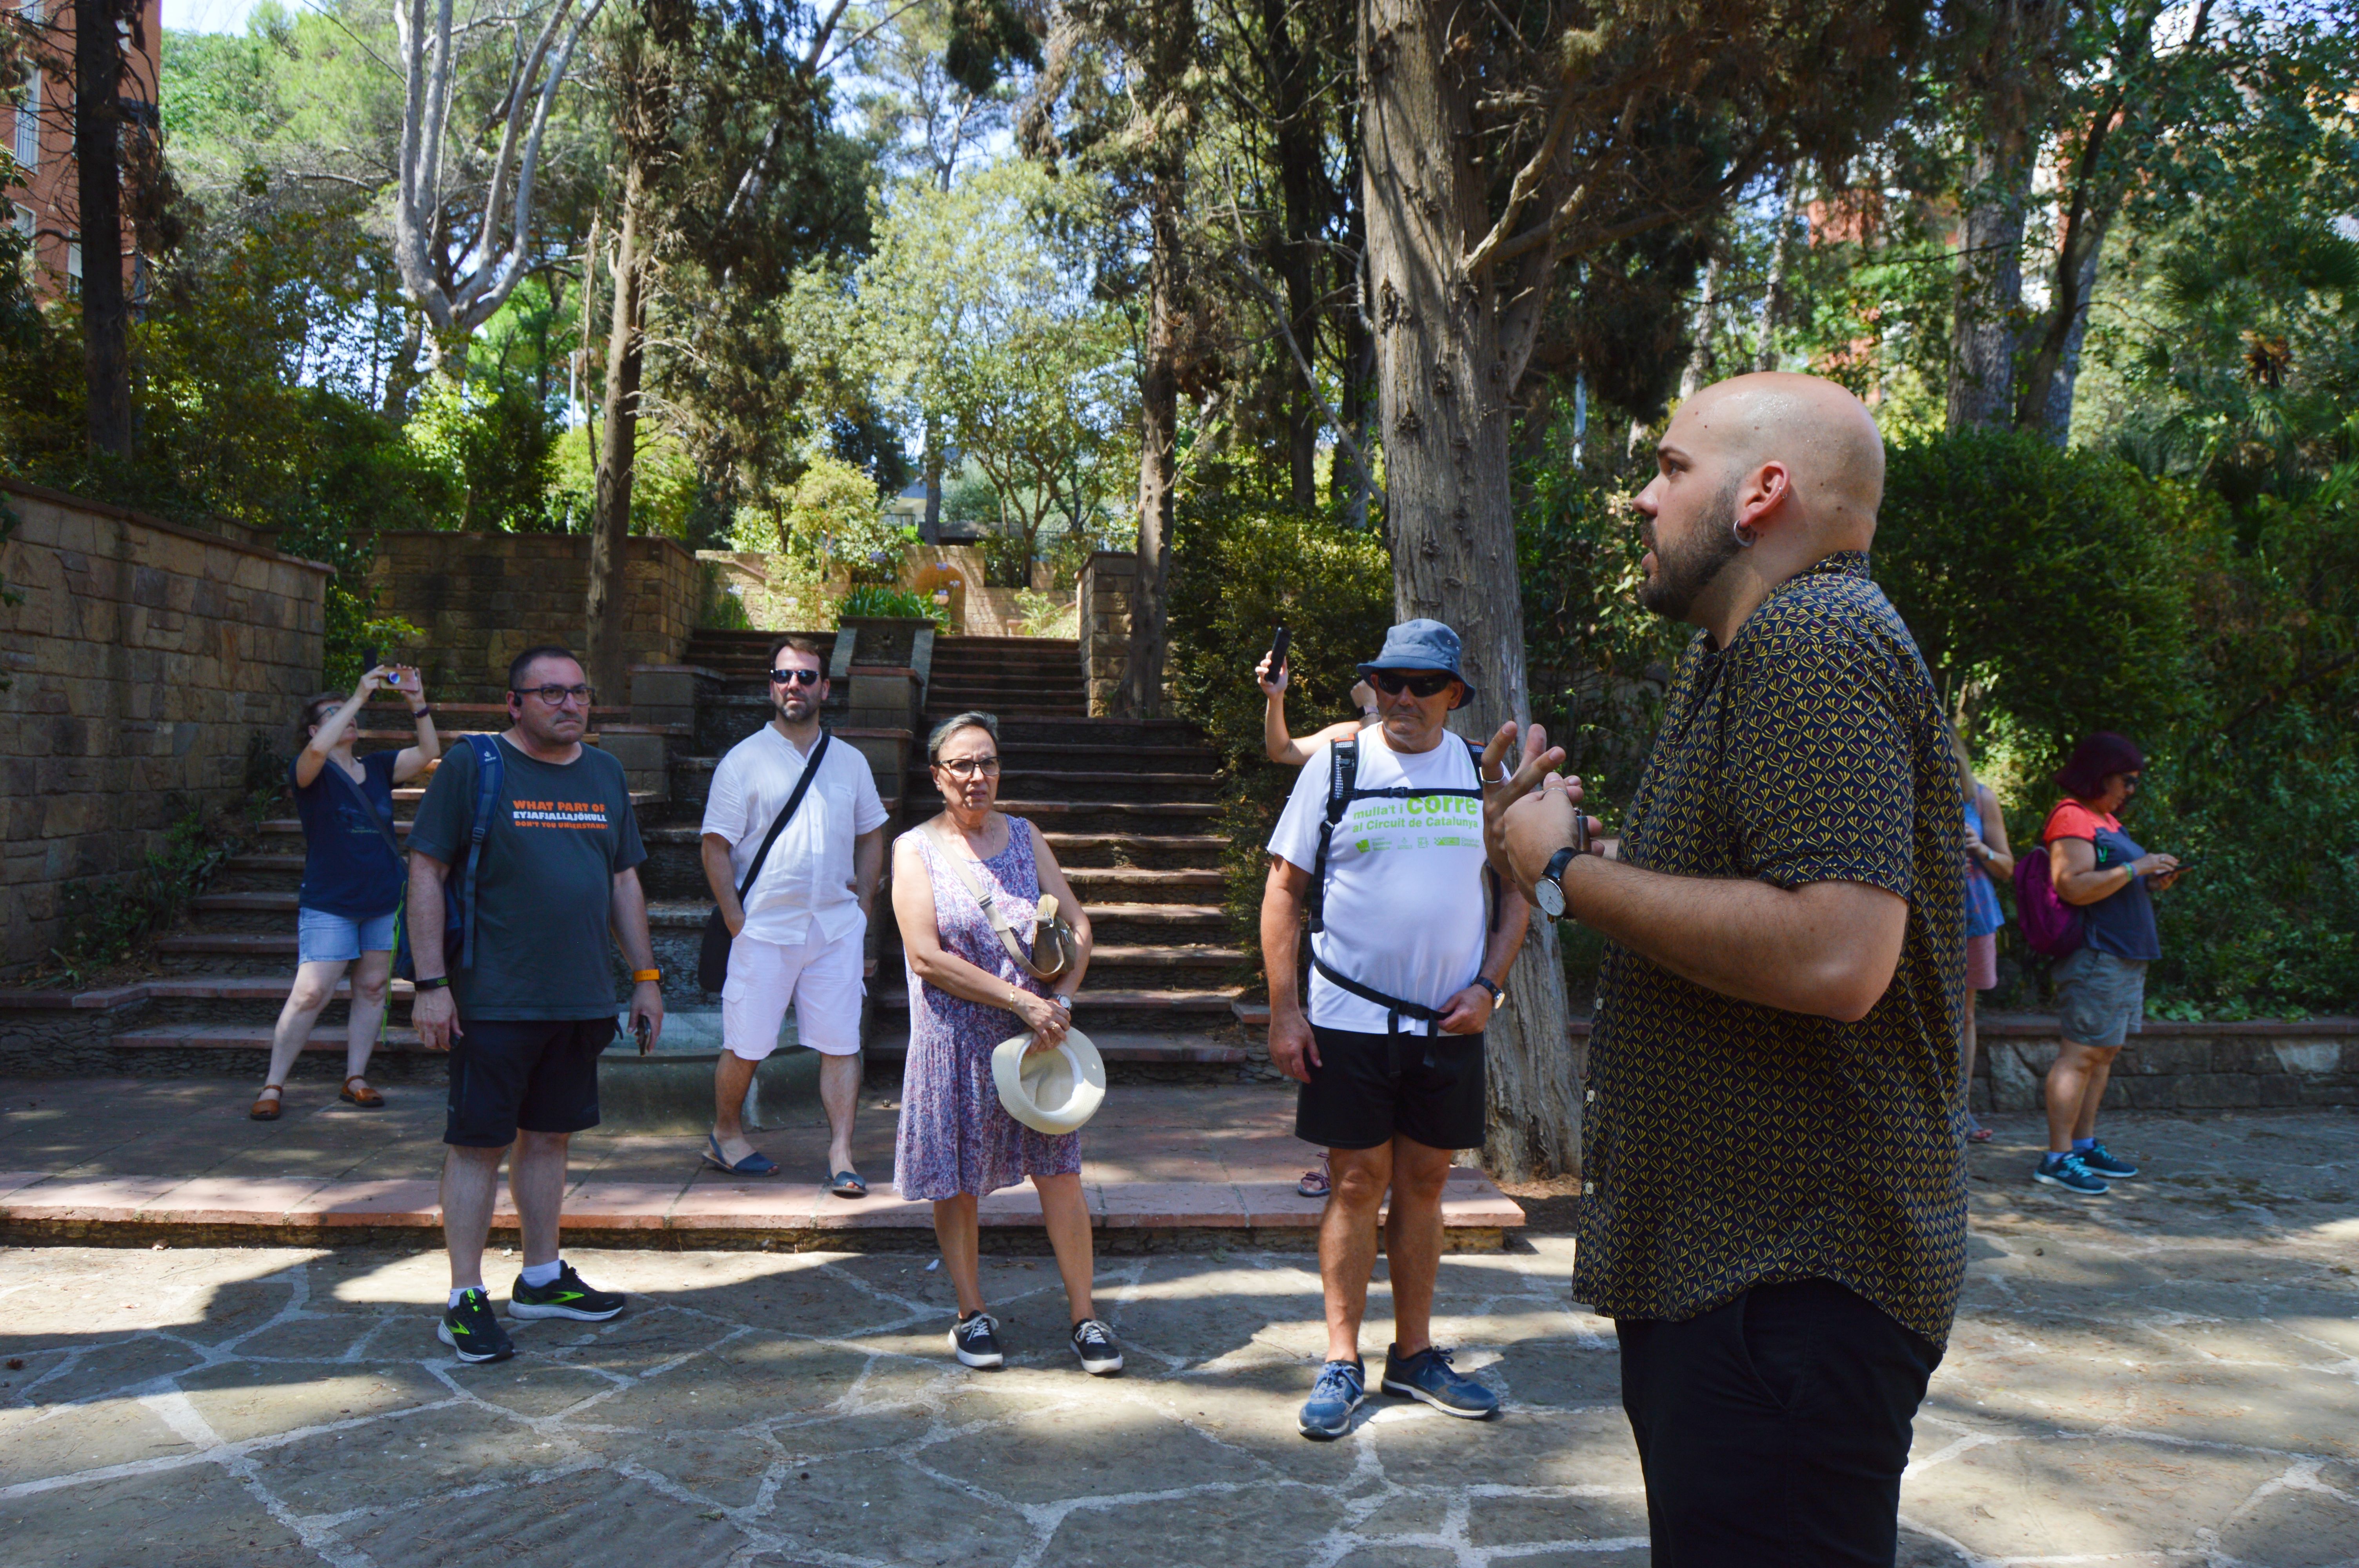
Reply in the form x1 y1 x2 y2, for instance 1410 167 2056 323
828 1170 868 1199
703 1134 779 1176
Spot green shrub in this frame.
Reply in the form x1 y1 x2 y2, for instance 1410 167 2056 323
839 583 949 625
1167 492 1395 988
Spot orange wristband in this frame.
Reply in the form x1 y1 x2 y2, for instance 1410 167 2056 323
631 969 661 984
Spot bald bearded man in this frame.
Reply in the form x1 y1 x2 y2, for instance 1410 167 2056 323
1485 374 1967 1566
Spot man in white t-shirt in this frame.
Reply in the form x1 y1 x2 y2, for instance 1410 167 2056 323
1261 619 1530 1439
700 635 889 1190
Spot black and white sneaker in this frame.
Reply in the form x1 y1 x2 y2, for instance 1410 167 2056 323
951 1311 1003 1368
437 1287 516 1364
509 1262 625 1322
1071 1318 1123 1376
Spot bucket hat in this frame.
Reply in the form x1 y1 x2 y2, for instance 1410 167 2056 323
1357 619 1476 704
991 1026 1107 1136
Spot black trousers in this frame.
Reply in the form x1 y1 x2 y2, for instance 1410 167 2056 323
1615 1279 1943 1568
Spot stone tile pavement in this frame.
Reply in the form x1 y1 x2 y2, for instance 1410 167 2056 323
1 1107 2356 1566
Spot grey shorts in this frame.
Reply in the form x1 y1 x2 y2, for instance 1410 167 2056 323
2055 947 2147 1049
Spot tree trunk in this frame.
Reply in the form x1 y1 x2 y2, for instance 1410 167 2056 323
1121 165 1182 719
1679 242 1723 400
1945 129 2034 432
1755 176 1801 373
921 415 943 545
584 193 647 701
76 0 130 456
2032 240 2100 441
1263 0 1322 510
1362 0 1579 1180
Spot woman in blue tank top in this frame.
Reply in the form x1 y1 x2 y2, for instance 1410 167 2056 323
1955 735 2013 1143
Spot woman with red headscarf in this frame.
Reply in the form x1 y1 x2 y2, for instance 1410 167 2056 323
2034 732 2183 1196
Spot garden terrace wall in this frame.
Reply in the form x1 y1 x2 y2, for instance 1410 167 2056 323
0 480 330 975
367 533 701 702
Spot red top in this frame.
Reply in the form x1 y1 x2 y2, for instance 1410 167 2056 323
2041 799 2119 845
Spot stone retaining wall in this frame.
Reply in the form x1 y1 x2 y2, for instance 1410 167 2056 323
1969 1014 2359 1111
366 532 701 702
0 480 330 975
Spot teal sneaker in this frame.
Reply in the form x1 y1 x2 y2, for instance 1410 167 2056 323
437 1287 515 1363
2079 1142 2139 1180
1298 1359 1365 1439
1381 1344 1499 1419
2034 1152 2109 1196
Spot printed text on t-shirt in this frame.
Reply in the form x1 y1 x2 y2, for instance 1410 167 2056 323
1347 794 1481 855
512 799 611 831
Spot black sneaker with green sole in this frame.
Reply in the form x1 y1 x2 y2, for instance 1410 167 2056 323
509 1261 625 1322
438 1287 516 1363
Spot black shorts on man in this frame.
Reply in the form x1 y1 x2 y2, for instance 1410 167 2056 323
444 1017 615 1148
1295 1024 1486 1152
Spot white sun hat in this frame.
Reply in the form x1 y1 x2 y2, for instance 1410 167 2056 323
990 1026 1107 1136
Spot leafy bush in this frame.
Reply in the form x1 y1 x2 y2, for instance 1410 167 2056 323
1873 430 2201 795
839 583 948 625
1167 492 1395 987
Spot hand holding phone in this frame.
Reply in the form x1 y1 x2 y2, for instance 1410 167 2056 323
633 1014 652 1056
1267 625 1290 681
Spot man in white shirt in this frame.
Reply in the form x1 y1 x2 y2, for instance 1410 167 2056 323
701 635 889 1189
1261 619 1529 1439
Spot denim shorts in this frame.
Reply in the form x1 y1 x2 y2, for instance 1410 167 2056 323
297 906 398 965
2055 946 2147 1049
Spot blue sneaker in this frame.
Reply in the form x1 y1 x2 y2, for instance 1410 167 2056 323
1298 1359 1366 1439
1381 1344 1499 1419
2033 1152 2109 1196
2079 1142 2139 1179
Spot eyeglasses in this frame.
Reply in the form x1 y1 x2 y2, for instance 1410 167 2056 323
769 668 823 687
935 756 1001 779
1370 670 1457 699
515 684 594 708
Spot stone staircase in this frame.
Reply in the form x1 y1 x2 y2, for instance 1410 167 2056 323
77 630 1250 1075
874 635 1249 1062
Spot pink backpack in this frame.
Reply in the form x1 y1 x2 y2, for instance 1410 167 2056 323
2012 840 2085 958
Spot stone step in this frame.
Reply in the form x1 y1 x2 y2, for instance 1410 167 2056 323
191 890 299 914
862 1027 1249 1065
154 931 299 957
112 1022 429 1053
0 1167 1521 1249
1062 867 1225 901
873 987 1241 1016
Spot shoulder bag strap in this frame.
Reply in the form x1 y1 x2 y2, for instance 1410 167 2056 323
734 731 831 905
923 817 1058 977
1306 739 1357 935
331 755 407 867
458 735 503 970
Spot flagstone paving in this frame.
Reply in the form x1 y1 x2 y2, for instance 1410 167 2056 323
2 1106 2356 1566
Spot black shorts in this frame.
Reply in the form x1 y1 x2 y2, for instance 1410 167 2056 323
1294 1024 1486 1152
443 1017 615 1148
1616 1279 1943 1566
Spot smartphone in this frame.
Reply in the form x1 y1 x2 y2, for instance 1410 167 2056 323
362 645 378 680
1267 625 1290 681
633 1014 652 1056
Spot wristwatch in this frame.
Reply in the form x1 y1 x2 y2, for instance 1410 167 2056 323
1533 845 1581 919
1472 976 1505 1007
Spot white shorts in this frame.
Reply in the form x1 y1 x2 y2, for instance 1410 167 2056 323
720 925 866 1060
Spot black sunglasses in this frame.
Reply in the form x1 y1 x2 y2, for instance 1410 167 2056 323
769 668 823 687
1370 670 1458 699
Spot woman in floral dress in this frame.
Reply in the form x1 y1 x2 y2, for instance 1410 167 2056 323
890 711 1120 1376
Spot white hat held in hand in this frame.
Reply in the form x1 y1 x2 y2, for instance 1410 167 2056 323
992 1027 1107 1135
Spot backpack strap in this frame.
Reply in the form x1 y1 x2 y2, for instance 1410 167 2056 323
1306 739 1358 935
457 734 503 971
1467 738 1503 935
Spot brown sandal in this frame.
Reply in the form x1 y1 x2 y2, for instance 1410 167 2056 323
340 1076 385 1109
249 1085 285 1121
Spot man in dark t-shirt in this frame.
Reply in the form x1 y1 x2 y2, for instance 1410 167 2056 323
408 645 664 1365
1490 374 1967 1566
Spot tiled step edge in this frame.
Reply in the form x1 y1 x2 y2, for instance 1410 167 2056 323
0 1173 1521 1248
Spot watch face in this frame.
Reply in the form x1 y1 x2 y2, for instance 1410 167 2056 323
1535 877 1566 918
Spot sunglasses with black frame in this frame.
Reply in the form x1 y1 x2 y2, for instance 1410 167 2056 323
769 668 824 686
1369 670 1459 699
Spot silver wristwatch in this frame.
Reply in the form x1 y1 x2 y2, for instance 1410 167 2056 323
1533 845 1580 919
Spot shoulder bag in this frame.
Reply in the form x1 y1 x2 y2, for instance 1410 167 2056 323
698 731 831 992
923 818 1078 983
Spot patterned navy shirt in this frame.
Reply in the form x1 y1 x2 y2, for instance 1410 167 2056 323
1576 551 1970 1344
